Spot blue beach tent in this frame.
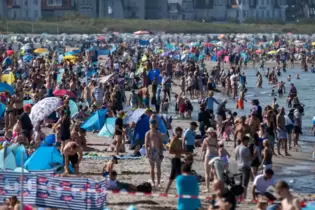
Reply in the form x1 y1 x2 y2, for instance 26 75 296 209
24 147 63 171
98 117 116 137
124 109 168 146
81 108 107 132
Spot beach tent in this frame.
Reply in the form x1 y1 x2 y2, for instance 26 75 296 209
147 69 162 84
0 82 14 95
98 117 116 137
124 109 169 145
0 143 27 170
24 147 63 171
81 108 107 132
0 103 5 117
1 72 15 85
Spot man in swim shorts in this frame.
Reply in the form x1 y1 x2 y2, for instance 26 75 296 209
145 116 166 187
276 107 289 156
63 141 83 175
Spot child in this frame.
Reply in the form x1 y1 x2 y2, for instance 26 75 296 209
102 156 118 178
77 128 87 149
218 141 230 169
162 98 169 113
287 75 291 82
296 74 300 79
270 89 276 97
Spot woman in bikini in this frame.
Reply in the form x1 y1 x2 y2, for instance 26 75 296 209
202 127 218 192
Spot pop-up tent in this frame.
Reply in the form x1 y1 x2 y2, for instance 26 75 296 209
124 109 169 146
81 108 107 132
24 147 63 171
0 143 28 170
98 117 116 137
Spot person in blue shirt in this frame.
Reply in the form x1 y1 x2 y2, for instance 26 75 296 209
176 163 201 210
183 122 197 154
239 72 247 89
204 91 219 114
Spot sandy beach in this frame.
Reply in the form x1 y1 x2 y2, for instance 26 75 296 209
70 60 315 210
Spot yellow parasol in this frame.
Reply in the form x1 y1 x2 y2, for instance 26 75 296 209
34 48 48 54
312 42 315 46
63 55 77 60
267 50 277 55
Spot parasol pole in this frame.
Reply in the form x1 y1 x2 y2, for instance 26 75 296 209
20 151 24 210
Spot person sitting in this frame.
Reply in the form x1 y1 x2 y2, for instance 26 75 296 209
102 156 118 178
208 179 236 210
252 169 276 201
106 171 137 192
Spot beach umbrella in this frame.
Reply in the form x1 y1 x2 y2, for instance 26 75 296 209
63 55 77 60
256 49 264 54
133 30 150 35
267 50 277 55
203 43 213 47
312 42 315 46
0 83 14 95
53 89 76 98
21 45 32 51
6 50 14 56
34 48 48 54
29 97 62 125
219 34 225 39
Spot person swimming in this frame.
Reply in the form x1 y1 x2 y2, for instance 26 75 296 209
287 75 291 82
296 74 300 79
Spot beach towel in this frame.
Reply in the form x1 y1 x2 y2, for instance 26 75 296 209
83 155 142 160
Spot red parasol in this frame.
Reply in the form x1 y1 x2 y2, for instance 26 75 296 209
53 89 76 98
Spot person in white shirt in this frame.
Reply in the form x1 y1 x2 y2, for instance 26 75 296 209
252 168 275 201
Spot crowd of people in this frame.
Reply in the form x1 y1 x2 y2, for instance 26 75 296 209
0 34 314 210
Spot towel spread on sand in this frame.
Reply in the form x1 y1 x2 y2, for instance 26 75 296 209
83 155 142 160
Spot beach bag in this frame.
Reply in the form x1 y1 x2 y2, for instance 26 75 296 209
136 182 152 193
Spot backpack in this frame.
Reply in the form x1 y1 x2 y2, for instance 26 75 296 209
136 182 152 193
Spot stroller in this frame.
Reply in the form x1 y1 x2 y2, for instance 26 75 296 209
222 171 244 197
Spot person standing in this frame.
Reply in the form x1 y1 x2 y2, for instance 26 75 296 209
18 105 33 145
234 136 252 200
183 122 198 154
276 107 290 156
175 164 201 210
144 117 165 187
92 82 104 108
165 127 183 194
293 108 302 148
114 111 124 156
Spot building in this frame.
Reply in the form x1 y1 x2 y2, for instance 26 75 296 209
41 0 74 18
145 0 168 19
75 0 99 18
178 0 286 22
168 2 182 19
5 0 41 20
238 0 287 22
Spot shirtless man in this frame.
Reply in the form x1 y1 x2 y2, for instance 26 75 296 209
165 127 183 194
234 116 251 148
256 72 262 88
63 141 83 175
276 107 290 156
276 181 301 210
144 115 165 187
247 112 260 137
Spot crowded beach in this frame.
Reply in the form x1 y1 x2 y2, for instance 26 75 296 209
0 32 314 210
